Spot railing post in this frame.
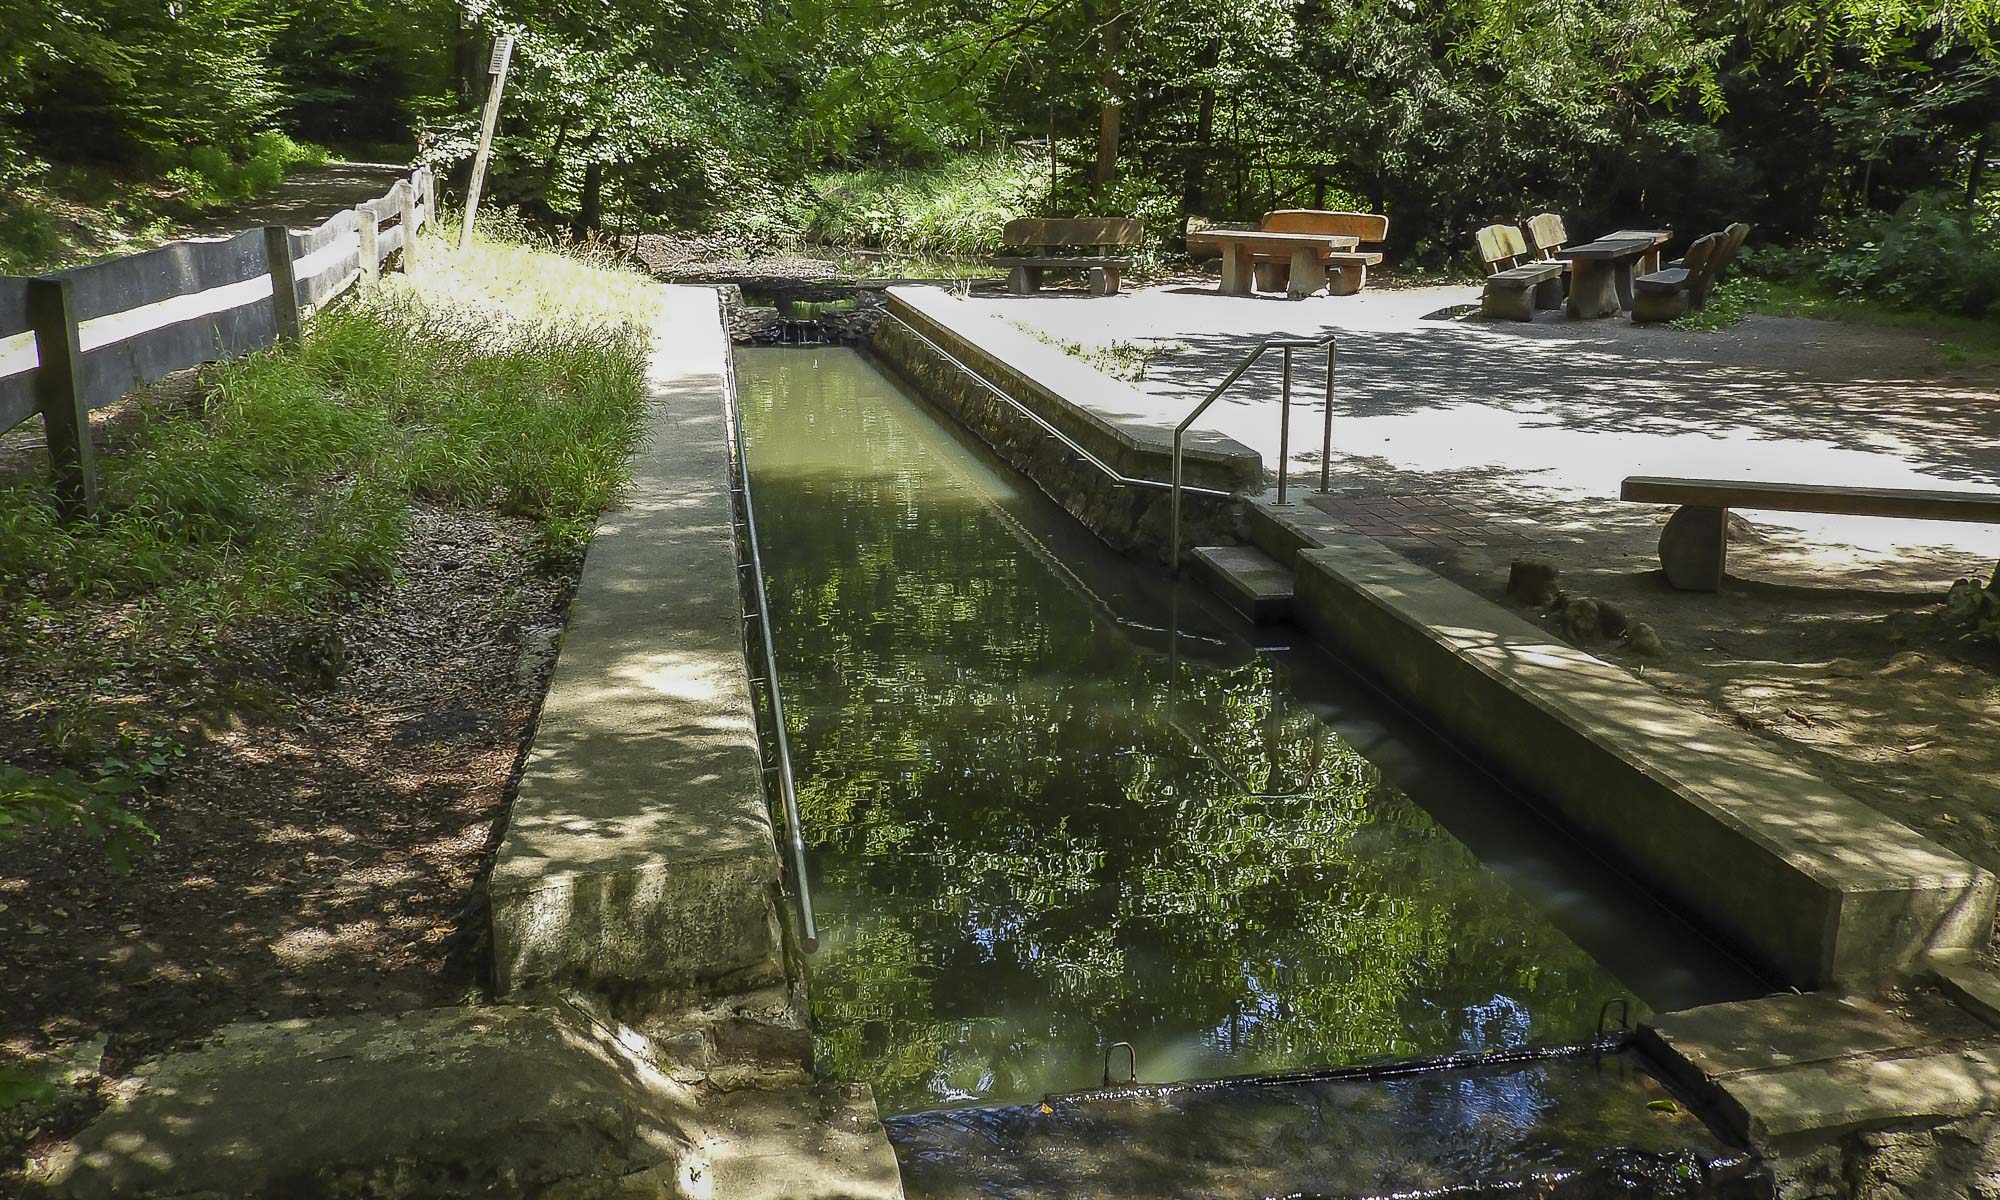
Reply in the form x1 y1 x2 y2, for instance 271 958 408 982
1276 345 1293 505
26 276 98 518
262 225 301 344
1319 340 1336 493
356 205 379 290
397 180 419 276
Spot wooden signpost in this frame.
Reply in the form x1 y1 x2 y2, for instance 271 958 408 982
459 33 515 249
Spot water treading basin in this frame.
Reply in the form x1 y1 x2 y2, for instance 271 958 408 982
736 348 1768 1133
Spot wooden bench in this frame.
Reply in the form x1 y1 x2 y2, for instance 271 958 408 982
1621 475 2000 590
1249 210 1390 297
1208 229 1373 299
1632 223 1749 324
1475 223 1564 320
989 217 1143 296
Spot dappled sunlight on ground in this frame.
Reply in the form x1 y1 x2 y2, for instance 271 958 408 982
989 284 2000 560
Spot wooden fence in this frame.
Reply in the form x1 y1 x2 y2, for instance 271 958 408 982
0 166 436 514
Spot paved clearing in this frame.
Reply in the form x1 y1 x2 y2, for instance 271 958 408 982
998 283 2000 942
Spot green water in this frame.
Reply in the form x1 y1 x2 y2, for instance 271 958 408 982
738 347 1757 1115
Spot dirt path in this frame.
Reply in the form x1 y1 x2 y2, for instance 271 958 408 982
184 159 413 236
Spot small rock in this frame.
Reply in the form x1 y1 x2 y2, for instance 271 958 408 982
1627 622 1666 657
1594 599 1631 640
1563 597 1603 642
1506 559 1561 607
1825 657 1866 678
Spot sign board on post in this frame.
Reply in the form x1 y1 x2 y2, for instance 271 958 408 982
459 34 516 249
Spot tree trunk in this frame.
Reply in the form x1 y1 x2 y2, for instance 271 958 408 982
1179 38 1219 225
1970 123 1993 211
573 160 604 238
1092 0 1123 195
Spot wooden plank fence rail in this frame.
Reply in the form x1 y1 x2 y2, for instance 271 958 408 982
0 165 435 517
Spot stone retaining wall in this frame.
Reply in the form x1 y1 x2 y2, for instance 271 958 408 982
872 288 1259 562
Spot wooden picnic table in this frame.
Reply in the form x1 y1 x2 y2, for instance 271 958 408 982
1555 232 1665 318
1603 229 1672 275
1208 230 1361 298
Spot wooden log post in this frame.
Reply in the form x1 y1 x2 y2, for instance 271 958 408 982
25 276 99 517
357 206 379 290
398 180 419 275
460 35 515 249
263 225 302 344
1658 504 1729 591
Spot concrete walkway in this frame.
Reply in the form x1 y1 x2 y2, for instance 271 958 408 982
489 286 788 1006
987 284 2000 569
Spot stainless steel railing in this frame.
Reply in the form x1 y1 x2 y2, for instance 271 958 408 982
1169 336 1336 575
723 352 819 954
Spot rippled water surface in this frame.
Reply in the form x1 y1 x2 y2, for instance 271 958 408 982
738 347 1762 1115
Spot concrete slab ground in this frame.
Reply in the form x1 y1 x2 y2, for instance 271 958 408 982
489 286 787 1007
1278 520 1995 986
985 282 2000 569
1646 986 2000 1149
37 1004 708 1199
36 1003 907 1200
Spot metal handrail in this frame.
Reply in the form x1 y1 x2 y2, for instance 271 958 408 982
882 313 1233 501
724 352 819 954
1169 336 1336 575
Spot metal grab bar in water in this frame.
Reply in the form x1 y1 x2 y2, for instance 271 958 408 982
880 313 1234 502
1170 336 1337 575
722 352 819 954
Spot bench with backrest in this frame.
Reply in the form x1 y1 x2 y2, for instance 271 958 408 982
1525 212 1572 264
1250 210 1390 297
1475 223 1565 320
989 217 1143 296
1632 223 1749 324
1622 475 2000 590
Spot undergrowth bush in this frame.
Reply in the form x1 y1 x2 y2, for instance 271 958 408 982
164 130 329 210
1747 193 2000 318
726 150 1050 257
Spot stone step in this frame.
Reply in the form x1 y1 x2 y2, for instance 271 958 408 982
1643 988 2000 1149
1188 543 1294 623
700 1085 905 1200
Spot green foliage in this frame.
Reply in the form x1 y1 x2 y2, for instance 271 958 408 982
1669 277 1764 332
163 131 329 210
0 764 154 873
746 151 1052 256
1754 193 2000 317
1947 572 2000 649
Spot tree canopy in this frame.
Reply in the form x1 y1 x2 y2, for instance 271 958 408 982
2 0 1996 259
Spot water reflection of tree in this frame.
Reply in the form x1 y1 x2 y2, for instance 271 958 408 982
745 359 1614 1113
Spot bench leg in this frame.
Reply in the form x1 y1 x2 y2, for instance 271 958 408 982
1531 275 1563 311
1219 245 1253 296
1631 288 1689 325
1285 248 1322 299
1087 265 1120 296
1482 284 1533 322
1009 265 1044 296
1326 262 1367 296
1566 260 1619 318
1659 504 1728 591
1253 260 1286 294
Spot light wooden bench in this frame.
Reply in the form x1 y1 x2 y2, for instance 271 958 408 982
1621 475 2000 590
1250 210 1390 297
1475 224 1564 320
1632 223 1749 324
988 217 1143 296
1209 229 1373 299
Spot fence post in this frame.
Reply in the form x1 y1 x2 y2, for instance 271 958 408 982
397 180 419 276
357 206 379 290
25 276 98 518
262 225 301 343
